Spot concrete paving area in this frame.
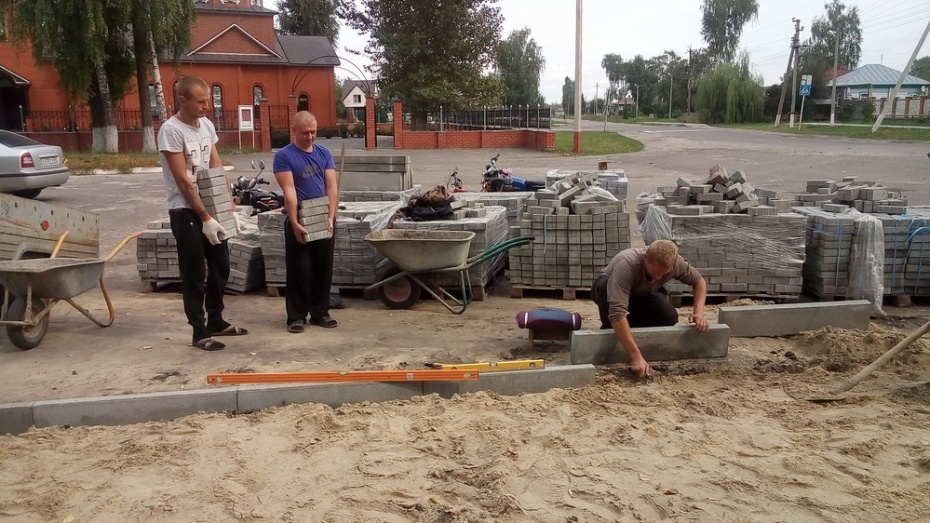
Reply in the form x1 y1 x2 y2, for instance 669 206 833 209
1 123 928 431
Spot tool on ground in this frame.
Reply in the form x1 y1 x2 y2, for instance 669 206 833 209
786 318 930 402
207 369 479 385
424 359 545 372
516 307 583 343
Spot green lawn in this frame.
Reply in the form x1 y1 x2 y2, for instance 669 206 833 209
552 131 644 156
721 122 930 141
65 151 239 175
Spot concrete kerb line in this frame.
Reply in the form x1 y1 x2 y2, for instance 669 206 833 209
0 365 597 436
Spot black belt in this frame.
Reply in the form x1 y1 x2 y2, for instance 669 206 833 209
168 208 195 215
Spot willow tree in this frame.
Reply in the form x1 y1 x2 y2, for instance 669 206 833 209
496 27 546 107
695 55 763 124
701 0 759 63
129 0 196 152
5 0 134 152
277 0 341 43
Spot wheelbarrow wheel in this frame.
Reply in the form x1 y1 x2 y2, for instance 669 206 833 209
378 269 421 310
5 298 49 350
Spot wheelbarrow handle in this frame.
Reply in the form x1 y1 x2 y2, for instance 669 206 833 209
50 231 70 259
464 235 535 268
106 231 144 262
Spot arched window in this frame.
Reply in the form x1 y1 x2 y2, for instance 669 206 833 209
252 84 264 119
212 85 223 120
297 93 310 112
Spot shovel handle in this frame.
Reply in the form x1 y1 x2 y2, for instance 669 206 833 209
836 318 930 393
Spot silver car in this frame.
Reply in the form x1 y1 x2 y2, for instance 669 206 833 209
0 130 70 198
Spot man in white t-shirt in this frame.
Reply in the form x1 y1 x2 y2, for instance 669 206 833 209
157 75 248 351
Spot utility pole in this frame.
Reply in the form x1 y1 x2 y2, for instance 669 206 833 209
573 0 583 153
789 17 803 128
872 17 930 133
668 73 673 119
830 29 841 125
688 45 694 114
595 82 599 115
774 45 795 126
636 84 640 118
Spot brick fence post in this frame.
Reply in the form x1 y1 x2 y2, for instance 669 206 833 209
365 97 376 150
259 98 271 152
393 100 404 149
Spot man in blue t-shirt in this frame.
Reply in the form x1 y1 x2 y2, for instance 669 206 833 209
273 111 339 333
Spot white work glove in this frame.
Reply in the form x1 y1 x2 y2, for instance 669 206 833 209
202 218 227 245
233 213 242 233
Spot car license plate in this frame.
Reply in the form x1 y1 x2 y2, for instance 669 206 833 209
41 157 59 166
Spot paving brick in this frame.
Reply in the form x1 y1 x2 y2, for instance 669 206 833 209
570 325 730 364
718 300 872 337
32 389 238 429
423 365 596 397
0 402 35 435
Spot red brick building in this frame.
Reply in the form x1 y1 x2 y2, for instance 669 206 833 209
0 0 339 150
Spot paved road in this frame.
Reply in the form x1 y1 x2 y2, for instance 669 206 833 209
30 124 930 294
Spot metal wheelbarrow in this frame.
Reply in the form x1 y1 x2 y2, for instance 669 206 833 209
0 231 142 350
364 229 533 314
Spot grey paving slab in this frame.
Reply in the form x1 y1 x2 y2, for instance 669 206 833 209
32 389 238 429
423 365 596 398
717 300 872 337
570 325 731 365
0 402 35 435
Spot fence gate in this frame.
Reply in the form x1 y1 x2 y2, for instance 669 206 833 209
267 104 291 149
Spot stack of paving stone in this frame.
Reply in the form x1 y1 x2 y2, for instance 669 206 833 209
340 186 421 203
547 169 628 201
652 211 807 299
391 205 510 300
136 220 179 284
257 210 287 290
509 172 631 293
452 192 533 230
653 164 795 216
226 230 264 294
333 201 400 286
793 205 930 298
297 196 332 242
196 167 238 239
790 178 908 214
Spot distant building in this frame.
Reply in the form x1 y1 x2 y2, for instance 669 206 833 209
827 64 929 100
341 79 379 121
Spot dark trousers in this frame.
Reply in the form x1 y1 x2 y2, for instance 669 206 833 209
284 221 335 323
169 209 230 342
591 274 679 330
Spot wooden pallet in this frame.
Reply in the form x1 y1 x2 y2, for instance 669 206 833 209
510 286 591 300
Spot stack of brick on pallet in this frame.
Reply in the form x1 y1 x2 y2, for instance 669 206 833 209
793 177 907 214
547 169 629 201
137 219 264 294
793 204 930 299
654 164 794 216
227 231 264 294
340 186 421 203
452 191 533 230
333 201 399 286
257 210 287 291
645 165 806 299
509 172 631 296
137 220 178 284
391 203 509 300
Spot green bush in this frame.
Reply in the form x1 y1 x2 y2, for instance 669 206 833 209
353 122 365 137
338 123 349 138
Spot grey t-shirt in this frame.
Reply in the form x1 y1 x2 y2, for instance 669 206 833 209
602 247 702 323
157 115 218 210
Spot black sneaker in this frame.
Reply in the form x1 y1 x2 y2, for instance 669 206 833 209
310 315 338 328
287 319 306 333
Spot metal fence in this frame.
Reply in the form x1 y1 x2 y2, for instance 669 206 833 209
401 107 551 131
3 108 255 133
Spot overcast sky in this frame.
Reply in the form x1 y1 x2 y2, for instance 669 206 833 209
332 0 930 104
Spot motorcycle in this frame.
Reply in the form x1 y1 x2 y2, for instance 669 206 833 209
231 160 283 215
480 154 545 193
